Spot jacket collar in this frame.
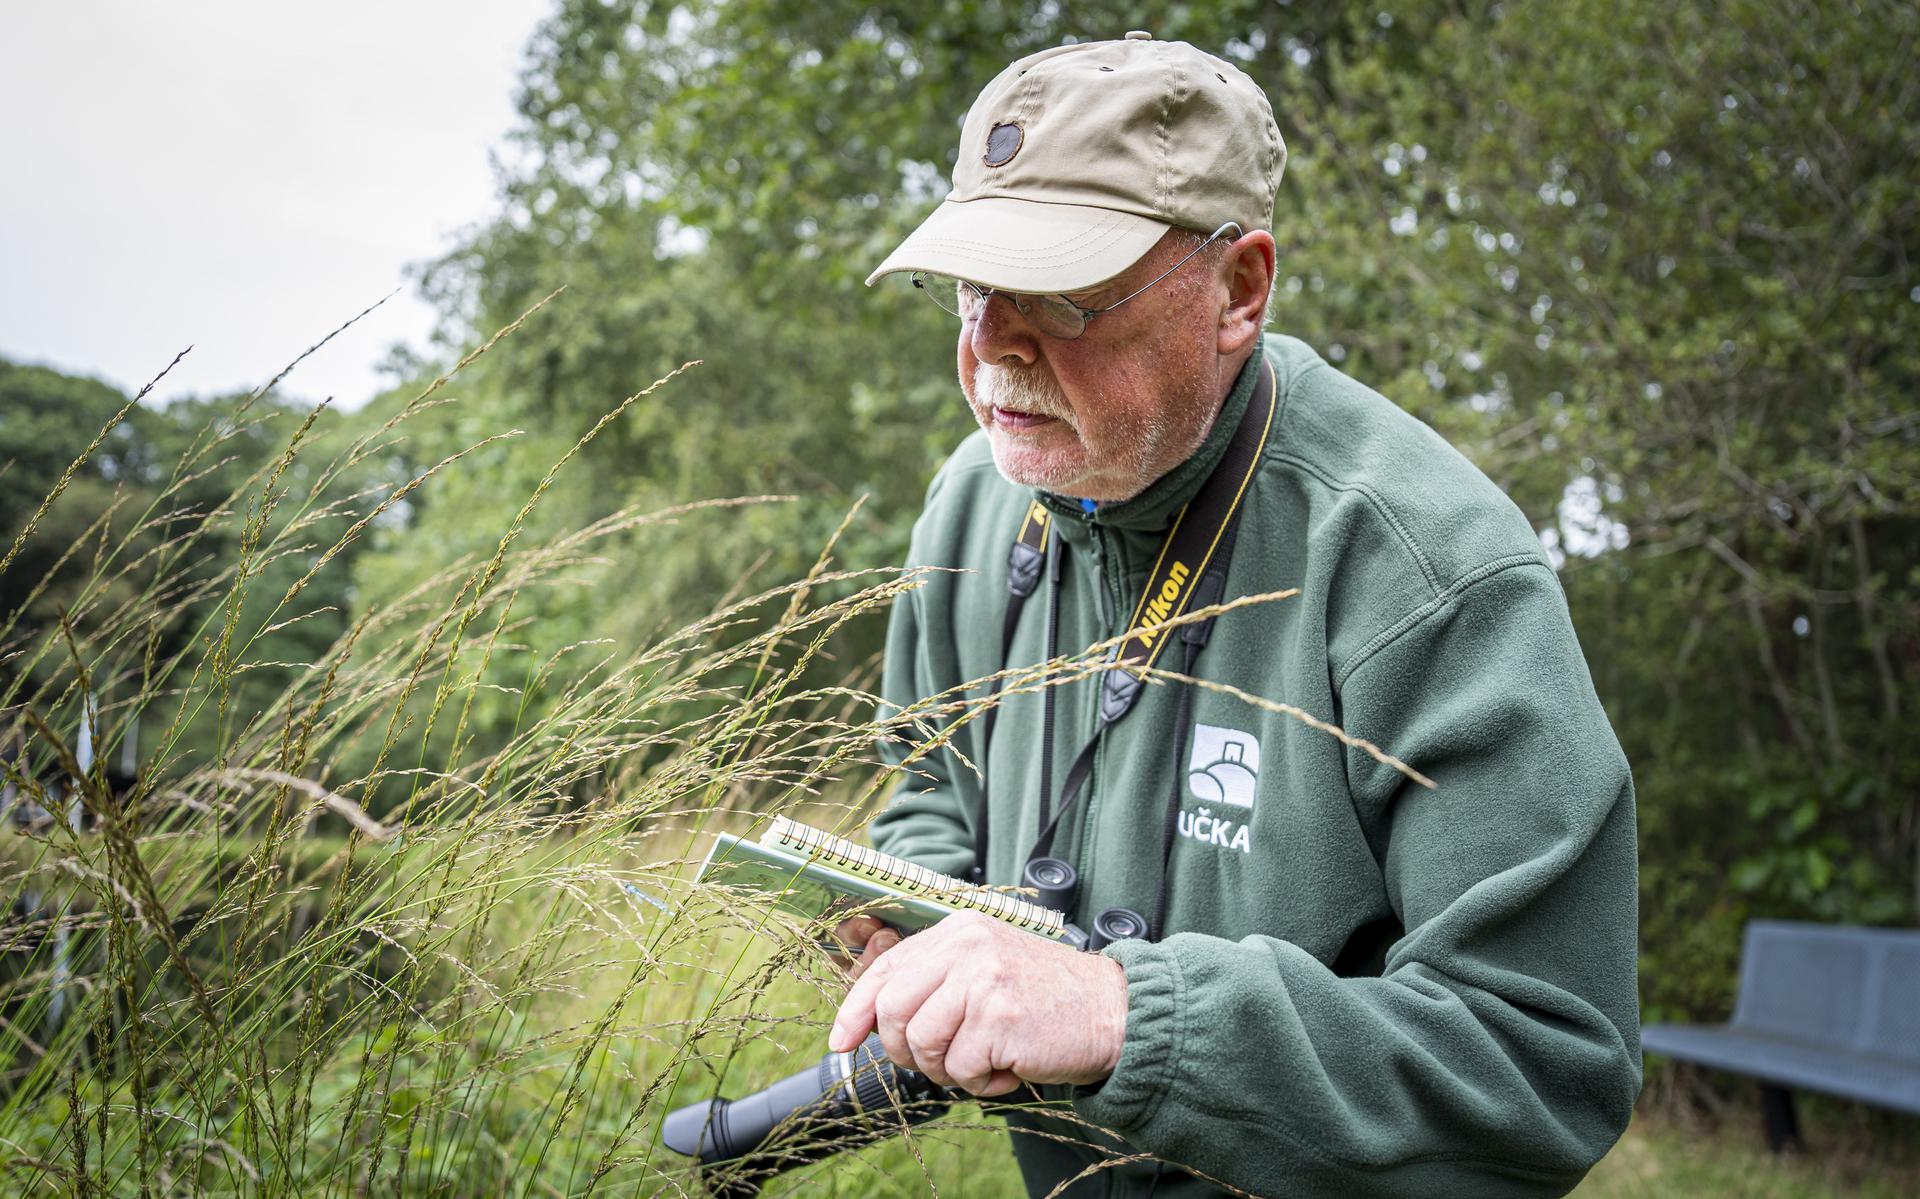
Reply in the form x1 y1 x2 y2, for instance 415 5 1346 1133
1036 336 1263 536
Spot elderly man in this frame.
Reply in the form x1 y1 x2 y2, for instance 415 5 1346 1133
827 32 1640 1198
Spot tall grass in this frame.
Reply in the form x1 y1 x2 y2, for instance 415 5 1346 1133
0 302 996 1197
0 302 1423 1198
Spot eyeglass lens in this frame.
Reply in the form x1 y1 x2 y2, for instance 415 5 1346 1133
909 223 1238 340
913 274 1087 338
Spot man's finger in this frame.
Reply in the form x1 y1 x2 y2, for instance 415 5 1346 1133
902 979 969 1088
830 933 915 1052
873 987 917 1070
976 1068 1022 1097
848 926 901 980
831 946 888 1052
942 1019 1019 1096
867 951 952 1070
834 914 886 951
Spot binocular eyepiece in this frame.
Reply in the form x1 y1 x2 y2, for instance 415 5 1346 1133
1021 855 1079 911
1021 856 1147 951
1089 904 1149 944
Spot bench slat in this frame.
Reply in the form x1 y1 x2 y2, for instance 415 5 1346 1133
1730 922 1920 1064
1643 921 1920 1119
1641 1025 1920 1115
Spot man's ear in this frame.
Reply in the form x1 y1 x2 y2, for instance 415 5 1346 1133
1218 231 1277 356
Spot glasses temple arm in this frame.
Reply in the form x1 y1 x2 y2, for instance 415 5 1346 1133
1091 222 1244 314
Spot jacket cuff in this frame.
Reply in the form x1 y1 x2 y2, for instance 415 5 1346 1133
1073 938 1183 1134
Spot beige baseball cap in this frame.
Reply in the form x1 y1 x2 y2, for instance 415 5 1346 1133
866 31 1285 294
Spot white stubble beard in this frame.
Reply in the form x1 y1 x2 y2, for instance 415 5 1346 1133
967 362 1084 493
970 363 1078 426
968 360 1207 501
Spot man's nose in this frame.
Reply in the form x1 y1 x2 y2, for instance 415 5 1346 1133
968 293 1040 367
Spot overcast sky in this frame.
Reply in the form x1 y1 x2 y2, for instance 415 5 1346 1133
1 1 553 408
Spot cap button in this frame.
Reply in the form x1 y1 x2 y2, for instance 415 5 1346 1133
1124 30 1152 40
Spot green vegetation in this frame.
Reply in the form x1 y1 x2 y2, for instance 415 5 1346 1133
1576 1110 1920 1198
0 333 985 1194
403 0 1920 1017
2 0 1915 1193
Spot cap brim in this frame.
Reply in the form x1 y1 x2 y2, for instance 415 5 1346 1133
866 195 1169 293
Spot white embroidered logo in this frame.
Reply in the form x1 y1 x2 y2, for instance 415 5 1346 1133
1181 724 1260 854
1187 723 1260 808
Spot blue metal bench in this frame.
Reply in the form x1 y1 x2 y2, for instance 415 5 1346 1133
1641 920 1920 1149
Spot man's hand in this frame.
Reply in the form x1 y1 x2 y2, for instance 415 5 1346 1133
830 914 902 979
827 911 1128 1097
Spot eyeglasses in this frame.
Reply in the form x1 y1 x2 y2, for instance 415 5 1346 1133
910 221 1242 340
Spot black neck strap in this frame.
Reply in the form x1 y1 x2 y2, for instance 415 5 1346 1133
971 359 1278 886
968 501 1052 881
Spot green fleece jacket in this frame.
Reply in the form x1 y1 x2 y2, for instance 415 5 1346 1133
870 333 1641 1198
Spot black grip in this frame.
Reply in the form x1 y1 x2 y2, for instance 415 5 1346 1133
659 1057 834 1162
660 1034 951 1181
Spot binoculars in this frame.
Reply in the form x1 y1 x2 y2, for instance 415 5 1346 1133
1020 855 1148 950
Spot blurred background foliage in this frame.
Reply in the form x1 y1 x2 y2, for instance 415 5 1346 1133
6 0 1917 1035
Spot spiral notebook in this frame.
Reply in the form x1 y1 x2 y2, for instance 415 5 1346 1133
698 816 1064 939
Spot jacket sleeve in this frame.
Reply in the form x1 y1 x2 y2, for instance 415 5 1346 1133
867 488 981 880
1075 560 1641 1198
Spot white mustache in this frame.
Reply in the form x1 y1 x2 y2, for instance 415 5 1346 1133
973 365 1076 424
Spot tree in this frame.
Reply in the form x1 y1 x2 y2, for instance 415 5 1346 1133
2 358 372 781
390 0 1916 1018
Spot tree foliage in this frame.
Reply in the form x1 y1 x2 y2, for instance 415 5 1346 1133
1 359 373 774
363 0 1919 1021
